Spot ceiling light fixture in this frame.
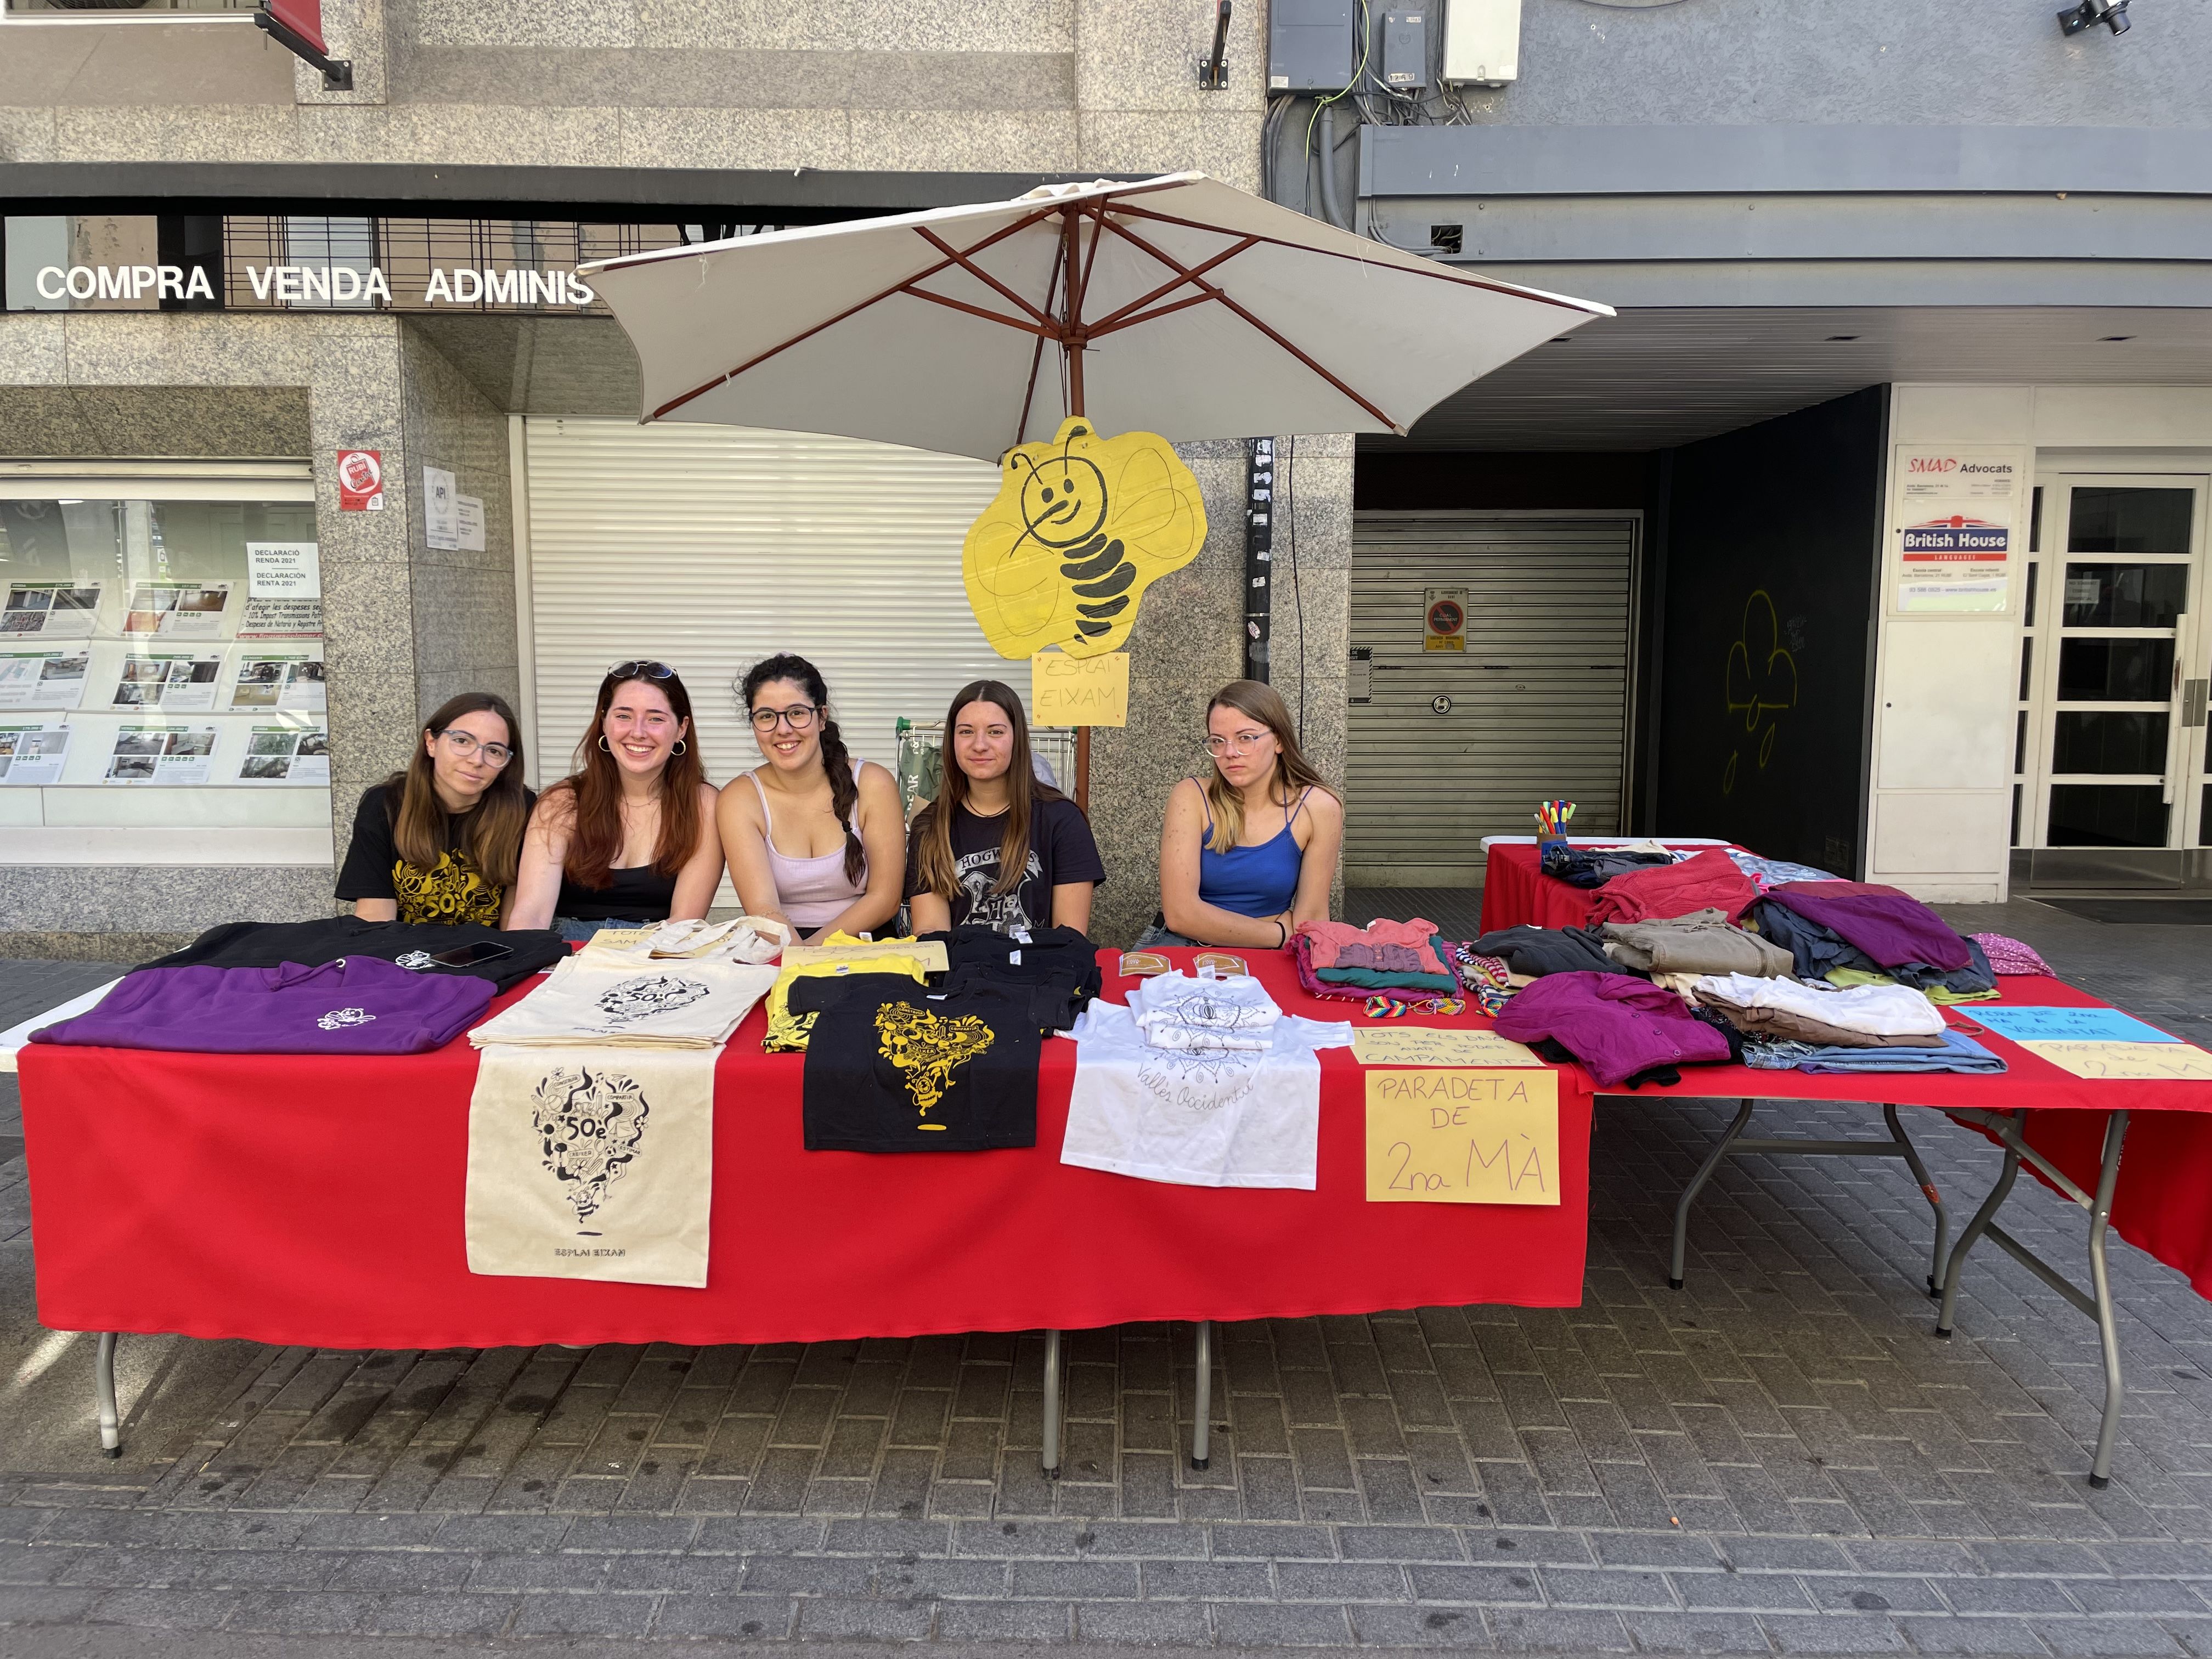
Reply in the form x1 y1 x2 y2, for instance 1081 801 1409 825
2100 334 2136 342
1826 335 1861 342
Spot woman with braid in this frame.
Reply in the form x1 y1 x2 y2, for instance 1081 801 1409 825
717 652 905 944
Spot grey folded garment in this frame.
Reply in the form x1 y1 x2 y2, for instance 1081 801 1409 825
1599 910 1795 977
1698 994 1943 1049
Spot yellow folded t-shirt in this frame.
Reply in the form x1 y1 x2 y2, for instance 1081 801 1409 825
763 955 927 1052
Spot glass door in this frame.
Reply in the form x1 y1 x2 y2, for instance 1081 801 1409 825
2022 475 2210 851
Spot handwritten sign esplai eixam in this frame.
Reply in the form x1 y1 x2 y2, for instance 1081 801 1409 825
1364 1070 1559 1207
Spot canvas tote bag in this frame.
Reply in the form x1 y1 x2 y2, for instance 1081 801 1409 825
465 1044 716 1287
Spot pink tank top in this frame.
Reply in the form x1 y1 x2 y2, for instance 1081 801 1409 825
747 766 868 929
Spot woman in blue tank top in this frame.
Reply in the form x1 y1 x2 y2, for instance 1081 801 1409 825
1138 679 1344 950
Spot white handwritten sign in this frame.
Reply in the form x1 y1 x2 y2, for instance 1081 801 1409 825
1355 1027 1543 1068
1364 1070 1559 1206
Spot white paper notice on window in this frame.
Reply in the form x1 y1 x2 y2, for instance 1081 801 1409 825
238 721 330 785
424 467 460 551
0 650 89 710
456 495 487 552
0 723 70 785
248 541 321 599
105 725 218 786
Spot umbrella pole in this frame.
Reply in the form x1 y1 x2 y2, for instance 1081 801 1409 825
1061 204 1094 817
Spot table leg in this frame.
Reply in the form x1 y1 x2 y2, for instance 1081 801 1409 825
94 1332 120 1458
1936 1113 2023 1340
1192 1320 1213 1471
1883 1103 1952 1296
2086 1110 2131 1489
1041 1329 1063 1480
1671 1099 1755 1289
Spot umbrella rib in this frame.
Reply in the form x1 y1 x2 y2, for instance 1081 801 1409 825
912 226 1057 329
646 207 1062 420
1097 216 1404 432
1017 233 1068 449
1085 236 1259 335
1111 202 1602 312
1087 289 1217 337
900 286 1057 336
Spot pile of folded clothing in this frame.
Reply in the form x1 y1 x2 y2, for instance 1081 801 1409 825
1492 970 1735 1088
1539 841 1679 889
1689 972 2004 1074
1467 923 1626 979
471 955 777 1049
1293 919 1464 1012
1751 881 1996 1001
1587 847 1758 926
1597 909 1792 979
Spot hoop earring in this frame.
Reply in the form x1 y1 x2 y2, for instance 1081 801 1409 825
672 739 687 756
597 735 611 752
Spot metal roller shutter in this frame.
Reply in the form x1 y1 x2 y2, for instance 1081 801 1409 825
518 418 1019 793
1345 511 1638 886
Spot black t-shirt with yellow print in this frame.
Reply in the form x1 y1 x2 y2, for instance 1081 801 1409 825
335 781 533 927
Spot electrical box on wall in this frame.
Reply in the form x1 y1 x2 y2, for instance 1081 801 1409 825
1269 0 1357 92
1442 0 1520 85
1381 10 1430 88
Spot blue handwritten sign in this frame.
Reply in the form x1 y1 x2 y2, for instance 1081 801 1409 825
1972 1007 2178 1044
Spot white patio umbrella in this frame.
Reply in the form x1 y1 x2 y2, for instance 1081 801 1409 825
582 172 1613 462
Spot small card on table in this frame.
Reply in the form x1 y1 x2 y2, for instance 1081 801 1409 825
1354 1027 1543 1068
2019 1041 2212 1081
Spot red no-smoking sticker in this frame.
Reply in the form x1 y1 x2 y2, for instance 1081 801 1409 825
336 449 384 511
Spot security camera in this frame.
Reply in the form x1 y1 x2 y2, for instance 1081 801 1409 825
2057 0 2129 36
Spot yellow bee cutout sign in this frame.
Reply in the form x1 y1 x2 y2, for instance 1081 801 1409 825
963 417 1207 660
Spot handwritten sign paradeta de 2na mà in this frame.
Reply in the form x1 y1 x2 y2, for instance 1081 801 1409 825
1364 1070 1559 1206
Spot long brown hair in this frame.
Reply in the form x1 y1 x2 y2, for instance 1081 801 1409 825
383 691 529 888
740 652 865 884
913 679 1066 901
1201 679 1333 854
554 663 706 888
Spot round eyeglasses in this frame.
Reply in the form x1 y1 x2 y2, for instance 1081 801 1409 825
751 703 820 732
439 729 514 767
1203 731 1274 757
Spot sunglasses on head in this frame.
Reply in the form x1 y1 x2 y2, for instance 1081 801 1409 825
606 659 676 682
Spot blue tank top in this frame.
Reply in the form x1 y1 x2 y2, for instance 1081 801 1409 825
1198 789 1310 918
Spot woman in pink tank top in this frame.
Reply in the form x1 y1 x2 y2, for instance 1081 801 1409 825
715 653 906 944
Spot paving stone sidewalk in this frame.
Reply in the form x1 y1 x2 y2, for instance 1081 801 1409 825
4 899 2212 1654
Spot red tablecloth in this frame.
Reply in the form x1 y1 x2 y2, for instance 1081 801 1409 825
1477 842 1748 935
1587 975 2212 1296
18 950 1596 1350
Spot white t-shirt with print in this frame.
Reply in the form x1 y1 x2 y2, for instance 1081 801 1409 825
1124 970 1284 1054
1060 999 1352 1189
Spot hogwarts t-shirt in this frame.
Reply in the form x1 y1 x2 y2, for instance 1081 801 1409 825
903 797 1106 934
336 781 533 927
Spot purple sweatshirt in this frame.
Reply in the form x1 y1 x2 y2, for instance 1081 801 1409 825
1764 882 1971 972
1494 971 1731 1088
33 957 493 1056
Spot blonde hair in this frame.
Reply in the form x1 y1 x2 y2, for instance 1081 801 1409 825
1201 679 1332 853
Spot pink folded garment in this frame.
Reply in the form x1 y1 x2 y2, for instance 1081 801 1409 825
1971 933 2056 977
1294 917 1443 971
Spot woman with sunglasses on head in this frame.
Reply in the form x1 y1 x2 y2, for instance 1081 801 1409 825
905 679 1105 936
1139 679 1344 950
337 691 533 926
507 661 724 940
716 652 904 945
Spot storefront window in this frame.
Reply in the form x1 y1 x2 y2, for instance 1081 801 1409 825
0 483 326 838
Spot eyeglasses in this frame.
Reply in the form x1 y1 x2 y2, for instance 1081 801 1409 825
607 659 675 681
439 729 514 767
751 703 820 732
1204 731 1275 757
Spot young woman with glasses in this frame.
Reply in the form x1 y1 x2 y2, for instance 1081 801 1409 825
507 661 724 940
1138 679 1344 950
904 679 1105 936
336 691 533 926
716 652 904 944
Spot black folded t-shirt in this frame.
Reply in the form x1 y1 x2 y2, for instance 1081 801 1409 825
791 976 1040 1153
141 916 568 993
